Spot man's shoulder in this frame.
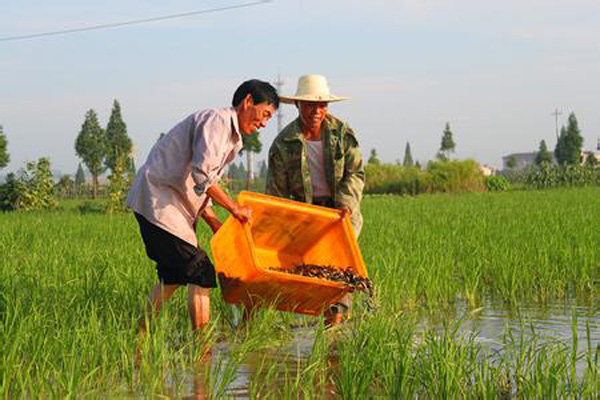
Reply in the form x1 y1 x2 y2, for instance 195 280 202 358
273 118 302 144
325 114 349 131
191 107 234 124
326 114 357 139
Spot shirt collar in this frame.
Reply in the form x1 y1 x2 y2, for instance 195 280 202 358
282 116 333 142
228 107 243 146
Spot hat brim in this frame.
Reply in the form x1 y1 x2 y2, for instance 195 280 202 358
279 94 348 104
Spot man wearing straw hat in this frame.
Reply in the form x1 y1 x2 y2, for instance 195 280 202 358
266 74 364 326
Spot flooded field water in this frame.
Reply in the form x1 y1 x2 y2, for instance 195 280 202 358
181 297 600 398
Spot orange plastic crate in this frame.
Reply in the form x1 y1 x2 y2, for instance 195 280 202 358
210 192 367 316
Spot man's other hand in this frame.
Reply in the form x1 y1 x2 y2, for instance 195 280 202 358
339 205 353 219
232 204 253 224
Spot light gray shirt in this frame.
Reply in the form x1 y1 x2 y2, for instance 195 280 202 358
306 139 332 198
128 107 242 246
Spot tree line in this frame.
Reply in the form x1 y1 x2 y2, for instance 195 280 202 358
0 100 134 211
0 100 272 211
367 121 456 169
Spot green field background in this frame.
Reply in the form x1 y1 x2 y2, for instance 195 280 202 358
1 188 599 397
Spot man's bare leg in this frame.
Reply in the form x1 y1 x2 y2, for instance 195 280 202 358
138 283 180 333
188 284 210 331
324 294 352 328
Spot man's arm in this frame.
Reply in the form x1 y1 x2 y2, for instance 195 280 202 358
336 127 365 212
200 206 222 233
206 182 252 224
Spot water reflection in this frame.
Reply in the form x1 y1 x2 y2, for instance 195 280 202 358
459 298 600 352
183 298 600 398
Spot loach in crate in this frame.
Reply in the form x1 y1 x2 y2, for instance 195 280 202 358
267 264 374 298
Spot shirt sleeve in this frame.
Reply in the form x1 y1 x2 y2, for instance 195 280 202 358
336 125 365 210
190 111 230 196
265 141 290 198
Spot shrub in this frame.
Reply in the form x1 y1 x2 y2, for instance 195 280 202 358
364 164 429 195
78 200 106 214
485 175 511 192
106 156 130 213
0 158 58 211
426 159 486 193
364 160 487 195
525 164 599 189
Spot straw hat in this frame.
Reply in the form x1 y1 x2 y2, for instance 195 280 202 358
279 74 348 104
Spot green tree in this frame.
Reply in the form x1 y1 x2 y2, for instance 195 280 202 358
56 174 75 198
259 160 268 179
506 155 517 170
242 131 262 189
75 109 106 198
0 125 9 170
228 162 238 180
584 152 598 168
106 155 129 213
555 113 583 166
127 157 137 183
75 163 86 195
105 99 133 172
0 173 21 210
403 142 414 167
368 149 380 165
554 126 566 166
236 161 247 180
535 140 552 165
439 122 456 160
15 158 58 210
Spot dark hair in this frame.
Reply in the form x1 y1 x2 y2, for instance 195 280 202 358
232 79 279 109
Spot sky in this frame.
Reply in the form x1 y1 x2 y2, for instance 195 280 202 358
1 0 600 175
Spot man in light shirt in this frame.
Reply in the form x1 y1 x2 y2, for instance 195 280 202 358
266 74 364 326
129 79 279 333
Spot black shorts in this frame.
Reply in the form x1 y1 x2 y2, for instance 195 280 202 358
134 213 217 288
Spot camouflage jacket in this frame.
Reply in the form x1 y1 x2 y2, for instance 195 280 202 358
266 114 365 216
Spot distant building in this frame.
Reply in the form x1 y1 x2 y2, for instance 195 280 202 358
503 150 599 171
501 152 549 171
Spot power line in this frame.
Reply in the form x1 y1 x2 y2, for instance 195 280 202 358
0 0 271 42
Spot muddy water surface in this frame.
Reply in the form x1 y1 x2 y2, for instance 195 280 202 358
182 298 600 398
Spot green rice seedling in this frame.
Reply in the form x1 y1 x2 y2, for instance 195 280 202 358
582 320 600 397
2 189 600 397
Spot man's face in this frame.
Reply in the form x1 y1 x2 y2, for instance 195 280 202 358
298 101 328 132
238 94 275 135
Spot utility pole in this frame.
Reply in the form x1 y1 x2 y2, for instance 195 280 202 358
273 74 284 133
551 108 562 142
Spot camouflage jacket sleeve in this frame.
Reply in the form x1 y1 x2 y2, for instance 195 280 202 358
265 141 289 198
335 125 365 211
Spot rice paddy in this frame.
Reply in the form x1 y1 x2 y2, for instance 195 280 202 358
1 187 599 398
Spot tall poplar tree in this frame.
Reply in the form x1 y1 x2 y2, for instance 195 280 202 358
439 122 456 160
75 109 106 198
242 131 262 189
554 113 583 165
75 163 86 195
403 142 414 167
105 99 132 172
535 140 552 165
368 149 380 165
